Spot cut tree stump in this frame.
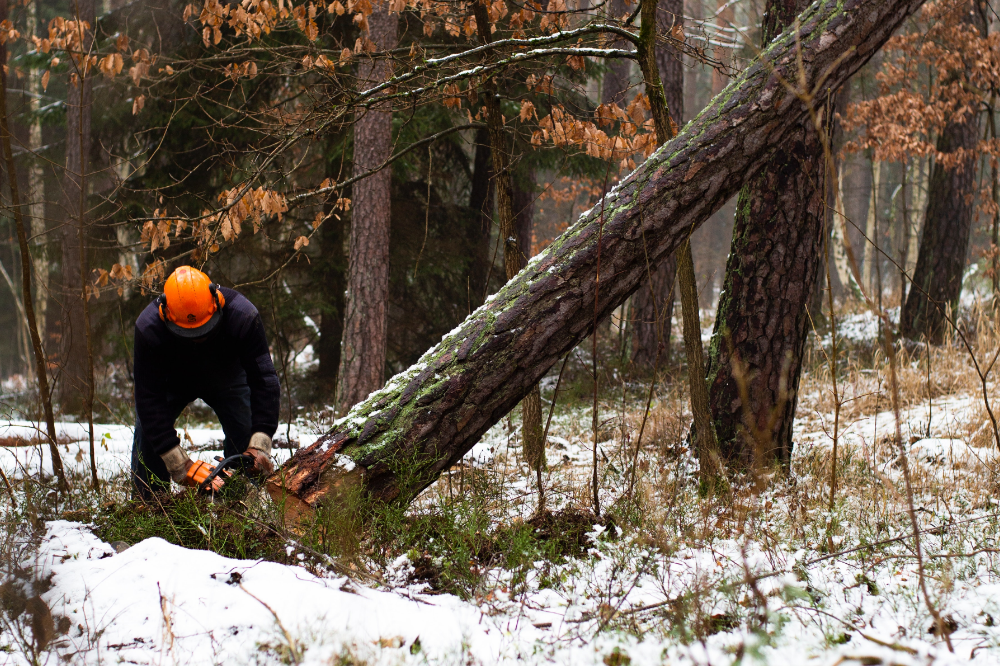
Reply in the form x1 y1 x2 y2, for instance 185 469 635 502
267 0 927 519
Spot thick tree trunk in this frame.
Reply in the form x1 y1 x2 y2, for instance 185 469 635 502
702 0 826 468
899 118 978 342
269 0 927 516
900 0 983 345
630 0 682 371
468 128 494 306
338 4 398 411
57 0 94 416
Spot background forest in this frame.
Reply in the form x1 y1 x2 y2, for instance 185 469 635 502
1 0 981 416
3 0 1000 662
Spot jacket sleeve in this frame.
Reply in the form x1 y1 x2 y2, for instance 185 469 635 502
133 327 181 456
237 312 281 437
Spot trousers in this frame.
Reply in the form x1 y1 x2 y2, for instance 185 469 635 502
131 382 252 499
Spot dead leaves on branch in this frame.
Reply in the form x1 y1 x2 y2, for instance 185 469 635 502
89 263 134 299
98 53 123 79
139 187 289 261
191 0 408 48
530 93 658 171
842 0 999 166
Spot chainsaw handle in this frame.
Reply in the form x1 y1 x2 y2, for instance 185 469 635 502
198 453 254 493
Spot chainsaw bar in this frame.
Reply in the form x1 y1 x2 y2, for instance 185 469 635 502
198 453 254 494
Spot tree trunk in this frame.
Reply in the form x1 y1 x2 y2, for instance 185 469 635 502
468 127 494 306
472 0 544 473
630 0 682 371
26 0 47 340
512 166 544 469
316 184 348 392
630 253 676 368
57 0 94 416
900 0 983 344
900 119 978 342
338 3 398 412
701 0 827 468
269 0 928 516
862 159 881 292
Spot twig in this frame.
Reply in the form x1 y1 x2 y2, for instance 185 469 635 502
240 584 302 664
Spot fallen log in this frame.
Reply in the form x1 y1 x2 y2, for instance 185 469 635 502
268 0 926 518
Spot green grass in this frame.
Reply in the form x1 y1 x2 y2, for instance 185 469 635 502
93 477 288 562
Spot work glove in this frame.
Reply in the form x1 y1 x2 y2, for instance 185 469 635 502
246 432 274 477
160 445 225 491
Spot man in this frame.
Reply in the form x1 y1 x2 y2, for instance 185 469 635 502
131 265 280 498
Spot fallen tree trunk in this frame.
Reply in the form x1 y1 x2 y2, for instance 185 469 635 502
269 0 926 517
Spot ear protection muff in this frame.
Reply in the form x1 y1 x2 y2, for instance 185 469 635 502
157 294 168 323
209 283 226 311
156 285 224 324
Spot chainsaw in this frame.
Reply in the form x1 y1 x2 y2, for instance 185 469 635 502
198 453 255 494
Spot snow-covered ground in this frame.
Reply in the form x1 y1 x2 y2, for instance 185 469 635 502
2 390 1000 664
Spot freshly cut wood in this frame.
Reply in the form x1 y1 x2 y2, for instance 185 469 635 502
268 0 926 516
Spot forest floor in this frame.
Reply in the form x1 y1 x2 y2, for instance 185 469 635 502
3 310 1000 665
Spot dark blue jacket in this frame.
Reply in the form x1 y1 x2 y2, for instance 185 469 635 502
133 287 281 456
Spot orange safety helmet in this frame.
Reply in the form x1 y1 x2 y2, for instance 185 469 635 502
157 266 226 338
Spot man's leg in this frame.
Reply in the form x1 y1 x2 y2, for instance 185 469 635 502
203 382 253 459
131 396 191 500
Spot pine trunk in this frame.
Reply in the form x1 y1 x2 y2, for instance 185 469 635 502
57 0 94 415
702 0 826 467
900 117 978 343
338 5 398 411
900 0 983 344
269 0 927 515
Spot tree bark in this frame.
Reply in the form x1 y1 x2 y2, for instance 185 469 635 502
900 2 984 344
57 0 94 416
472 0 544 473
269 0 928 516
338 3 398 412
26 0 47 341
701 0 826 468
630 0 682 371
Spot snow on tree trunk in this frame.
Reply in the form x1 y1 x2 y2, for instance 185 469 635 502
269 0 929 517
